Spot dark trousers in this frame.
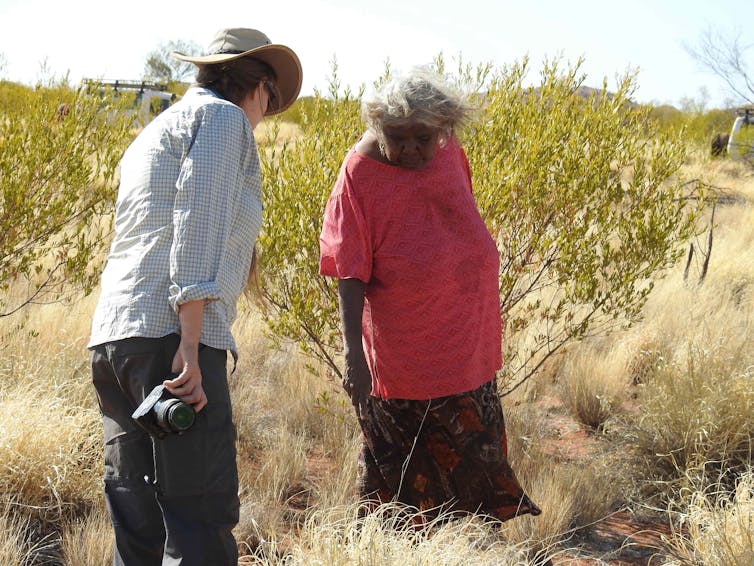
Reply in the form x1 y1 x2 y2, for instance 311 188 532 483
91 334 239 566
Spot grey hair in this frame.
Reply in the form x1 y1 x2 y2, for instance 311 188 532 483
361 67 473 145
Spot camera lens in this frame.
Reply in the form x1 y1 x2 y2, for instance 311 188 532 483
154 398 195 432
167 402 195 431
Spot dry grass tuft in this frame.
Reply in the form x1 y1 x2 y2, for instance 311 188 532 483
624 337 754 497
0 503 59 566
60 507 113 566
0 507 37 566
240 503 543 565
310 435 361 510
0 384 102 525
559 342 629 429
502 400 620 558
501 458 618 558
230 311 362 548
597 161 754 502
231 310 357 458
665 470 754 565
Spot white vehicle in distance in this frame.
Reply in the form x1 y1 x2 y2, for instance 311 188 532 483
726 107 754 159
81 79 176 126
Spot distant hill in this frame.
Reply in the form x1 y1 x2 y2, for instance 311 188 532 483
574 85 611 100
526 84 641 108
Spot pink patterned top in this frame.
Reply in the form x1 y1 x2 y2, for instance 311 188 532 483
319 138 502 400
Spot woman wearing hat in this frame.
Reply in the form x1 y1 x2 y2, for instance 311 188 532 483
319 68 540 524
88 28 301 565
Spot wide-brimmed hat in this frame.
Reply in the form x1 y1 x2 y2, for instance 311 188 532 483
172 28 302 115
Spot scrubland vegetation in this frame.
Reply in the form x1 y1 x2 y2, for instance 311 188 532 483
1 58 753 564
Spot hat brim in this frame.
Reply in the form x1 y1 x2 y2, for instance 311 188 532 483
172 44 302 115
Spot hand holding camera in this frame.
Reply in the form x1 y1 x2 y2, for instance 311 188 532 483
132 377 196 439
166 343 208 412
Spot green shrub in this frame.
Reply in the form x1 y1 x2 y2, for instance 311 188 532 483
685 108 737 148
0 81 135 316
465 58 698 392
257 58 699 391
0 80 35 116
278 95 317 126
648 102 737 152
257 75 362 372
647 103 687 138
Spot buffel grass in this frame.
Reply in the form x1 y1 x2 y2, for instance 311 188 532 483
239 503 545 565
0 504 55 566
0 291 102 522
59 508 114 566
0 384 102 523
617 169 754 503
230 309 363 548
664 469 754 565
558 342 630 430
543 150 754 510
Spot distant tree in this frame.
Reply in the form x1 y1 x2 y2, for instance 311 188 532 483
143 40 201 84
685 26 754 106
0 82 135 317
0 53 7 78
647 103 685 133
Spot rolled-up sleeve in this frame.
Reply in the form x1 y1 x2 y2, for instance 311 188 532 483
319 168 373 283
169 106 251 312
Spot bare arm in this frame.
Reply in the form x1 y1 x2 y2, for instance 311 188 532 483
164 299 208 412
338 278 371 418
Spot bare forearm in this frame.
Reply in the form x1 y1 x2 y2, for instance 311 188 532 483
166 299 207 410
338 278 366 358
177 300 204 364
338 278 371 417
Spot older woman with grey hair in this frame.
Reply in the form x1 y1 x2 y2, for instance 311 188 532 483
319 68 540 523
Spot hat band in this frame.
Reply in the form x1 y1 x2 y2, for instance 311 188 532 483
211 49 245 55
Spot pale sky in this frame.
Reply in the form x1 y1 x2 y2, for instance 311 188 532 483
0 0 751 109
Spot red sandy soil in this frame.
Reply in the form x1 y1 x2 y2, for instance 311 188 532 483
532 392 678 565
553 511 675 565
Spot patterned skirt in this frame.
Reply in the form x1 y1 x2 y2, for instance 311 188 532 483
356 379 540 522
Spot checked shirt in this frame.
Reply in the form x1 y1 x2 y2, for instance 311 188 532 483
89 87 262 358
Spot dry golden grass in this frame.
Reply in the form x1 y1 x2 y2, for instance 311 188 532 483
664 470 754 565
0 384 102 524
559 341 629 429
60 508 114 566
625 341 754 492
502 393 623 559
612 165 754 495
0 146 753 562
501 460 614 555
0 506 40 566
240 503 544 565
0 291 102 533
231 309 363 548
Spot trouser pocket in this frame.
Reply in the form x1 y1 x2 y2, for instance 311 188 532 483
154 401 237 496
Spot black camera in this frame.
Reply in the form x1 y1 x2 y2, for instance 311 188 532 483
132 380 195 439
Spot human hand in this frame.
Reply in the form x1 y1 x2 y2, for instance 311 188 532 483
166 344 208 412
343 351 372 420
